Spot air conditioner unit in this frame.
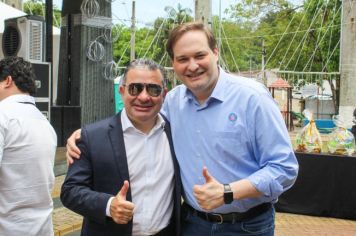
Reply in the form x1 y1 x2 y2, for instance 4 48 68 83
2 15 45 63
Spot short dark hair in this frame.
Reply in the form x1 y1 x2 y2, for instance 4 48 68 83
166 22 217 60
121 58 166 88
0 57 37 95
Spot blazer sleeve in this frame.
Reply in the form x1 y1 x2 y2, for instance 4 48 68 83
60 127 113 224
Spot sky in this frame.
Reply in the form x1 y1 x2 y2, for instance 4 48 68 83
51 0 236 27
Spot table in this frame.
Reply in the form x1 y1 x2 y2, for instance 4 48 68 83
275 152 356 220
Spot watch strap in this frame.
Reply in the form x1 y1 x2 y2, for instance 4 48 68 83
223 184 233 204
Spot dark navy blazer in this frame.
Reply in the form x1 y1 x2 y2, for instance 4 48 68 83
61 111 181 236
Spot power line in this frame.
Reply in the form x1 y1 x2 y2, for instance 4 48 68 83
219 23 343 41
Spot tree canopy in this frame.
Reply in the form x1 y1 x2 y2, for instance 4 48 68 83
23 0 61 27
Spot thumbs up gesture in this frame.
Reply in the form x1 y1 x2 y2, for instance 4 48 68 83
193 167 225 211
110 180 135 224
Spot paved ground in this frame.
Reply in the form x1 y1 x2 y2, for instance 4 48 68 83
52 145 356 236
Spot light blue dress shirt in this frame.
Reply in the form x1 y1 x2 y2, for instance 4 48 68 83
162 69 298 214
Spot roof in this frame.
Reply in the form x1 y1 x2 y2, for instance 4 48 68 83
268 78 292 88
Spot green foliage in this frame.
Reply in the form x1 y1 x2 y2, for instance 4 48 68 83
223 0 340 75
23 0 61 27
113 3 193 70
226 0 294 26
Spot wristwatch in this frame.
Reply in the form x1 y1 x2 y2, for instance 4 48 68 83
223 184 233 204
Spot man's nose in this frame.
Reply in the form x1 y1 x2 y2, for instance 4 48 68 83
137 87 150 101
188 59 199 71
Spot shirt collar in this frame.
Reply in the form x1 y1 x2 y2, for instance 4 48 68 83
121 108 165 134
0 94 35 104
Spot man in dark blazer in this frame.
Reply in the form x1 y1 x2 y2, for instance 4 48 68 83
60 59 181 236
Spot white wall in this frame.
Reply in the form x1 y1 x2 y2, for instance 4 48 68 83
0 1 60 103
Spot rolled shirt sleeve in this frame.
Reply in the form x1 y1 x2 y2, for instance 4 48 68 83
246 93 299 200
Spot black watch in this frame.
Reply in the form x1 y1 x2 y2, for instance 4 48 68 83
223 184 233 204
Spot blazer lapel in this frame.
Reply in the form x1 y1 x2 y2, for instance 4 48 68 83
108 112 132 200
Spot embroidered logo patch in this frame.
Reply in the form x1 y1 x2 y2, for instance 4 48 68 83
228 112 237 123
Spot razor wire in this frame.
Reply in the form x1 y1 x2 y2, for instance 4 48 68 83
84 7 121 80
103 23 121 43
86 33 120 80
87 37 106 62
103 60 119 80
81 0 100 18
86 24 121 61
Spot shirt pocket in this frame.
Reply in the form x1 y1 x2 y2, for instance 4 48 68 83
212 131 247 165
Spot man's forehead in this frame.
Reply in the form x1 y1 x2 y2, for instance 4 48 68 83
126 68 163 81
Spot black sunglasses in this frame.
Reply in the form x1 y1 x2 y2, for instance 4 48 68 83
124 83 163 97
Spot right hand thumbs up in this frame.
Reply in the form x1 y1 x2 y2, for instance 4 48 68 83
117 180 129 200
111 180 135 225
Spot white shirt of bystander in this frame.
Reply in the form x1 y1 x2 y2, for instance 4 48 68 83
0 94 57 236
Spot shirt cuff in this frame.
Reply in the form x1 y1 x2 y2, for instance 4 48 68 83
106 197 115 217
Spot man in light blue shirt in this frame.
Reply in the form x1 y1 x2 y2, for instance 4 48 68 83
163 22 298 235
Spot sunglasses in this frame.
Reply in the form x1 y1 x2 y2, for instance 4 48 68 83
124 83 163 97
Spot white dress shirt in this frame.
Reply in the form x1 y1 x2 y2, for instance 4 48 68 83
0 94 57 236
106 109 174 236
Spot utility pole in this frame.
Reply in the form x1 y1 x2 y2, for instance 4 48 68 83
339 0 356 123
262 38 267 86
45 0 53 107
195 0 212 28
130 0 136 61
218 0 222 52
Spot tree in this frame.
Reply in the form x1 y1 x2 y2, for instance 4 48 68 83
164 3 193 25
226 0 299 26
224 0 341 111
137 4 194 68
23 0 61 27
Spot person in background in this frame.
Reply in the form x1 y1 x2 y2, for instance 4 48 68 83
61 58 181 236
351 108 356 139
0 56 57 236
66 22 298 236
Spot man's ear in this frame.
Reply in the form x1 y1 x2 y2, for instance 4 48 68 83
2 75 13 88
162 88 168 98
119 85 125 95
